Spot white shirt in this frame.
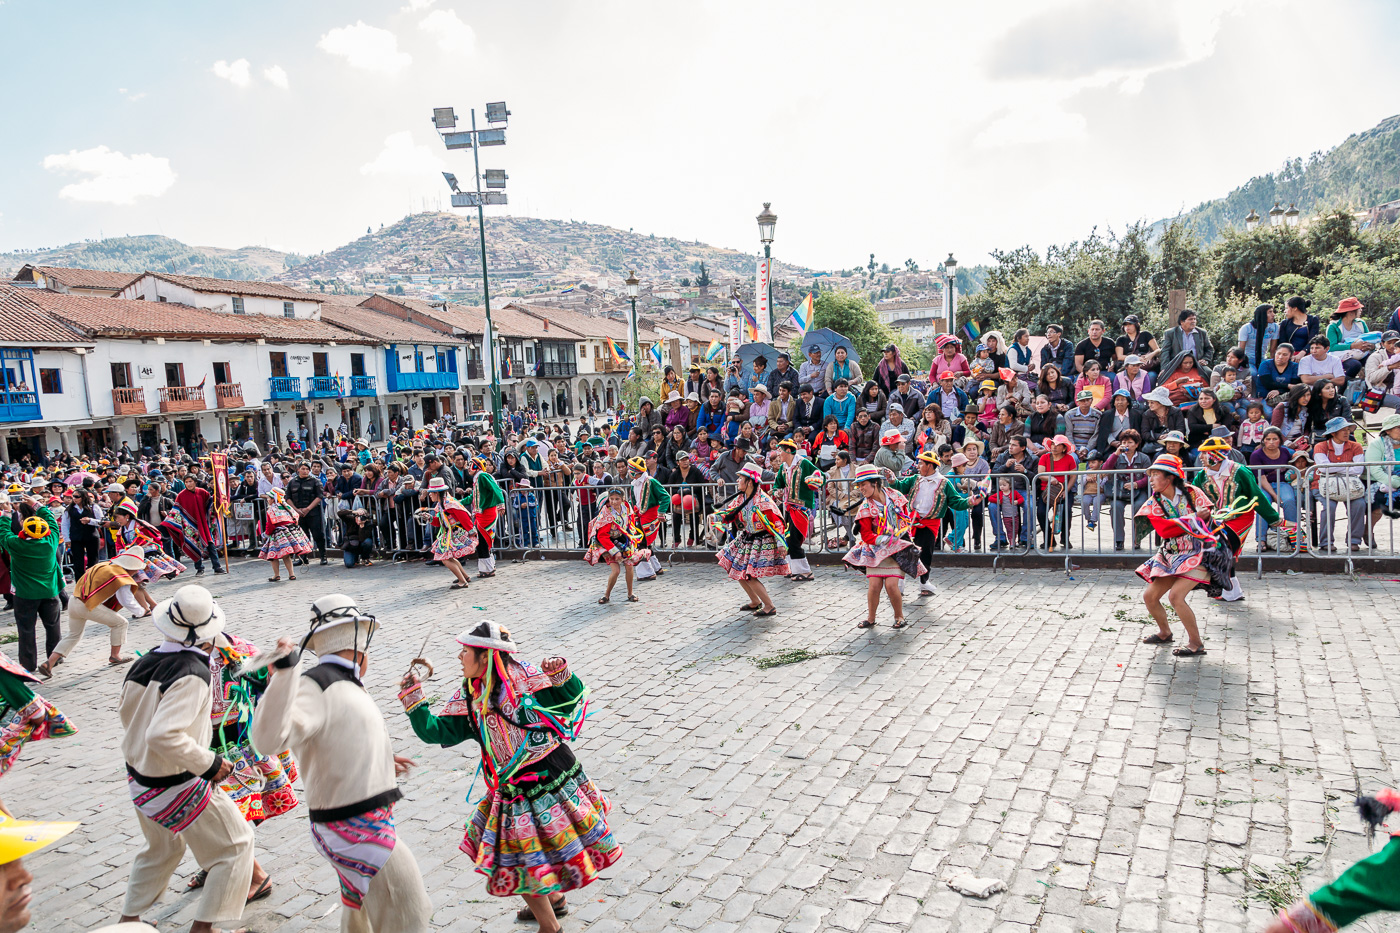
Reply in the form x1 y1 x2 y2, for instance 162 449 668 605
1298 353 1344 382
911 472 944 516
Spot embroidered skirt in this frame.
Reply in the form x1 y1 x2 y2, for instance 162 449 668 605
431 523 476 562
843 536 925 580
716 532 789 581
0 696 76 778
140 548 187 583
462 747 621 897
259 524 312 560
583 542 642 567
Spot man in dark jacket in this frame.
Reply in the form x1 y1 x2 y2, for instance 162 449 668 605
338 507 375 567
794 384 824 435
284 462 327 565
1039 324 1076 375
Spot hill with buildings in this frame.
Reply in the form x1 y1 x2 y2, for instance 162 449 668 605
0 235 294 281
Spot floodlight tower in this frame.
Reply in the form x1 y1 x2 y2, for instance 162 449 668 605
433 101 511 437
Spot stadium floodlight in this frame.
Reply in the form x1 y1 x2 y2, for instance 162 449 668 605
432 107 458 130
484 170 508 189
442 172 461 193
485 101 510 124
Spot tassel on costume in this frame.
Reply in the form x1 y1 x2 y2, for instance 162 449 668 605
1356 788 1400 843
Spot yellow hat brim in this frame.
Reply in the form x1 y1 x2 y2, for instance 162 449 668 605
0 815 79 862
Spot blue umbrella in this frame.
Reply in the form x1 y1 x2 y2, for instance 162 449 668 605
801 328 859 364
734 343 778 372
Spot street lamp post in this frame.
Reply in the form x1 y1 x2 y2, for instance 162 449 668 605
434 101 511 437
1285 203 1300 228
1245 209 1260 232
757 202 777 344
943 253 958 336
625 270 641 379
1269 201 1285 228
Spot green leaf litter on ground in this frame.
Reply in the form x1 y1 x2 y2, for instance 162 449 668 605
750 647 851 670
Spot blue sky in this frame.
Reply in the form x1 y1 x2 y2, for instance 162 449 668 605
2 0 1398 271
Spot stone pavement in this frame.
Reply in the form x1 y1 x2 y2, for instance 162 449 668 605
7 556 1400 932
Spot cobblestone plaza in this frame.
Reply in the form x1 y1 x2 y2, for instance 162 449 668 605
7 558 1399 933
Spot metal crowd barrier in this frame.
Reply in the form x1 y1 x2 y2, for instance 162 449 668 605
1299 459 1400 577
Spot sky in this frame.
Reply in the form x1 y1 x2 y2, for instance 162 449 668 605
2 0 1398 273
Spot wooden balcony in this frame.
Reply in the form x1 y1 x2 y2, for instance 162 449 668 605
602 359 632 373
112 386 148 416
215 382 244 408
158 385 207 414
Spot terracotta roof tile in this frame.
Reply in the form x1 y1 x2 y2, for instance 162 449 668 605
14 265 141 291
141 272 322 302
318 299 460 345
19 289 265 340
0 287 90 344
504 302 658 342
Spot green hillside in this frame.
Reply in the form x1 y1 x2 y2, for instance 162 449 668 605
0 235 295 280
1165 114 1400 242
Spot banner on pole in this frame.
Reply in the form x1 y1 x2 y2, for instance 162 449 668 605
209 451 230 515
729 316 740 356
755 256 771 343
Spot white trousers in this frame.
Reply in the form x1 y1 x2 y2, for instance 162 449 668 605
788 557 811 574
123 789 254 924
56 600 128 657
477 555 496 574
1221 575 1244 601
338 837 433 933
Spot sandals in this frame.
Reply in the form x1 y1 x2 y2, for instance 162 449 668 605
857 619 875 629
247 877 273 903
1172 645 1207 657
288 574 297 581
516 897 569 922
450 581 468 589
791 573 814 582
1141 633 1173 645
754 608 777 617
478 571 496 578
267 577 281 583
35 662 52 680
108 655 135 665
892 618 908 629
187 869 209 890
598 596 611 604
740 603 761 611
626 595 640 602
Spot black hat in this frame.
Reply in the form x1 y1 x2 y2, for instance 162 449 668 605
735 438 752 451
883 343 897 353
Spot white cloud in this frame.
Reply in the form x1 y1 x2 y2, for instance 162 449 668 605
211 58 252 88
262 65 290 89
42 146 176 205
360 131 444 176
318 22 412 74
419 9 475 54
402 0 435 9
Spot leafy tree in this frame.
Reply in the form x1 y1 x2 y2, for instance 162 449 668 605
680 278 691 287
1212 227 1310 300
789 289 918 373
867 254 876 279
904 258 920 272
1148 219 1205 308
696 261 711 288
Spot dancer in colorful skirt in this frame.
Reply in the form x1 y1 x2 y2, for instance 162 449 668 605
398 621 621 933
773 438 821 582
118 584 257 933
844 464 925 629
889 450 968 597
160 481 226 576
584 487 644 604
258 488 312 582
183 630 299 903
40 546 147 678
250 594 432 933
0 648 76 778
1266 788 1400 933
1135 454 1232 657
1192 435 1283 602
626 457 670 581
466 457 506 578
417 477 477 589
108 498 186 584
713 463 787 616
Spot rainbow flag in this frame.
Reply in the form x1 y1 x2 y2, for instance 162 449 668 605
649 341 664 369
735 297 758 341
608 339 631 363
703 339 724 362
961 320 980 344
788 293 814 336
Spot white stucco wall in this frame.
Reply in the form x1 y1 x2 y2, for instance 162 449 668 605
117 276 321 320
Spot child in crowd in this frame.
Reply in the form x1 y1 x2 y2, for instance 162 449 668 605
1237 401 1269 456
990 477 1024 548
1077 456 1108 532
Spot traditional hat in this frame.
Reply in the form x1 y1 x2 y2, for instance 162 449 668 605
917 449 940 464
1149 454 1187 480
1158 430 1187 445
0 813 79 864
777 437 800 451
853 464 883 484
425 476 449 492
1323 416 1352 436
963 402 980 415
306 594 378 657
153 585 226 646
627 456 648 473
879 428 904 446
934 334 958 349
19 515 50 540
457 620 517 653
751 383 770 397
736 463 764 484
1198 435 1232 454
470 457 492 471
961 437 985 458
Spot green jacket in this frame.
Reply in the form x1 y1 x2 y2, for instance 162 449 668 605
472 472 506 510
774 457 819 509
1366 435 1400 491
1191 461 1280 525
406 672 586 749
889 472 968 520
0 506 63 600
634 476 671 514
1327 318 1371 353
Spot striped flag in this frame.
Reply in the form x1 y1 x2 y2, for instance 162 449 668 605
649 341 664 369
961 319 980 344
735 297 759 341
788 293 814 336
608 339 631 363
703 339 724 362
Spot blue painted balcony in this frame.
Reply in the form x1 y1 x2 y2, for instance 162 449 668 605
268 376 301 400
349 375 377 397
385 370 459 393
0 389 40 423
308 376 344 398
